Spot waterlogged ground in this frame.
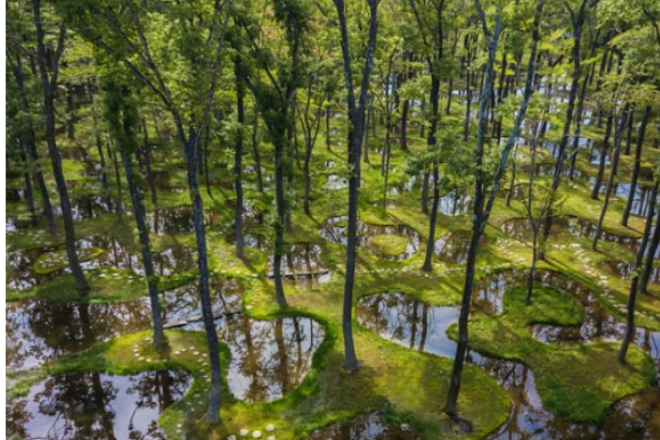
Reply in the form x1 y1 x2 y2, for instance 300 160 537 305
6 84 660 440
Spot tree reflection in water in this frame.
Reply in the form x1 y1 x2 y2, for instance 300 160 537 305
8 370 191 440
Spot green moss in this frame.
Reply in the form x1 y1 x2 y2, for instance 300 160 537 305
33 247 105 274
371 234 409 255
449 285 656 424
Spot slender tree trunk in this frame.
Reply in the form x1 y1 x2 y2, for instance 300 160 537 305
591 113 613 200
273 132 289 307
622 106 651 226
421 171 430 214
592 105 629 251
333 0 378 373
252 114 264 193
619 182 658 362
422 167 440 271
108 140 124 220
542 1 589 242
326 108 332 152
182 133 223 422
32 1 89 294
641 192 660 294
11 50 56 234
66 83 75 139
18 139 36 213
234 63 245 257
118 141 166 349
141 118 157 205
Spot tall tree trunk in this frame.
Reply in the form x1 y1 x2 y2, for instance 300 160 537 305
592 105 629 251
252 114 264 193
333 0 379 373
234 61 246 258
422 167 440 271
622 105 651 226
10 49 56 234
182 133 223 422
108 140 124 220
118 140 166 349
141 118 157 205
591 113 613 200
542 0 589 244
32 0 89 294
18 139 36 213
641 192 660 294
619 182 658 362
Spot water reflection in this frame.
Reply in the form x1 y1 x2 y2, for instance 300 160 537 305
8 370 191 440
434 231 488 265
356 269 660 440
267 243 331 286
320 216 421 261
216 315 324 402
307 412 416 440
6 278 243 371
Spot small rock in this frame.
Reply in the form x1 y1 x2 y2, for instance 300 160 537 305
228 436 237 440
266 424 275 432
252 431 262 439
240 428 249 437
400 423 411 431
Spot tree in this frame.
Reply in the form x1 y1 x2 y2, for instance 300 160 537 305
331 0 380 372
56 0 233 422
32 0 89 294
101 71 166 350
444 0 546 416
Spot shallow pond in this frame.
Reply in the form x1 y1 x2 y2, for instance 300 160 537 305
357 269 660 440
8 370 192 440
320 216 421 261
267 243 331 286
185 315 325 402
306 412 416 440
146 207 222 235
434 231 489 265
6 278 243 371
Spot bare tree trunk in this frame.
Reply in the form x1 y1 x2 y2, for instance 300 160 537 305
619 182 658 362
32 0 89 294
422 167 440 271
622 105 651 226
592 105 629 251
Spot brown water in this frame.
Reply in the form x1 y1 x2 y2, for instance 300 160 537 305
320 216 421 261
356 269 660 440
7 370 192 440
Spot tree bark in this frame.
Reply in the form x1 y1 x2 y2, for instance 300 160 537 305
32 0 89 294
622 105 651 226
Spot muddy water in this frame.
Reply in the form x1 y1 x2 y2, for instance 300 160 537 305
8 370 192 440
356 269 660 440
6 278 243 371
320 216 421 261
